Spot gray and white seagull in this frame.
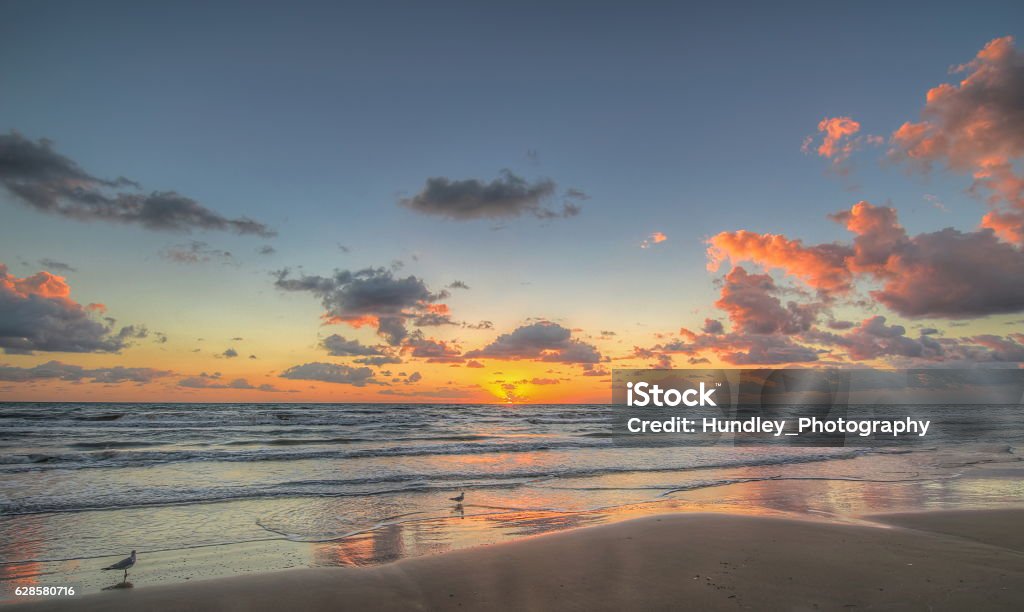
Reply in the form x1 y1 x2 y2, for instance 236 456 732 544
102 550 136 582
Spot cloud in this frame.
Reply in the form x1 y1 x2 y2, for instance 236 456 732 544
0 131 274 236
257 245 276 255
709 201 1024 318
178 374 284 391
410 303 457 327
715 267 819 335
447 280 470 290
274 267 450 345
707 230 854 292
38 258 76 273
805 316 943 360
0 263 136 353
354 355 403 366
320 334 385 356
378 387 475 399
402 333 463 363
640 231 668 249
802 116 883 175
701 318 724 334
161 241 233 264
661 38 1024 366
530 377 560 385
221 348 239 358
648 331 822 366
888 36 1024 244
465 321 602 364
400 170 584 220
0 360 171 383
465 360 485 368
279 362 379 386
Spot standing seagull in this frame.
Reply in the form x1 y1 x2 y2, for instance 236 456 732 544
102 550 136 582
449 492 465 503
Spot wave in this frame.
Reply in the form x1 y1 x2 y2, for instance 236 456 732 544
0 439 612 471
0 450 865 515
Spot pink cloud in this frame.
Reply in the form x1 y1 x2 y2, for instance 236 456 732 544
889 36 1024 244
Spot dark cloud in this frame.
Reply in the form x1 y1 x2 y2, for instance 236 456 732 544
378 387 475 399
178 373 283 391
0 360 171 383
447 280 470 290
403 333 463 363
117 325 148 340
716 267 819 334
410 305 456 327
320 334 385 357
0 132 274 236
804 316 943 361
257 245 276 256
221 348 238 358
400 170 584 221
1 263 134 354
279 362 379 386
274 267 450 345
465 322 602 364
354 355 403 366
38 258 76 273
701 318 724 334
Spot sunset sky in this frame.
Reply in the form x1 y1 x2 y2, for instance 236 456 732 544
2 1 1023 403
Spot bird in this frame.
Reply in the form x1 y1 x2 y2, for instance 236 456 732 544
102 550 136 582
449 492 465 503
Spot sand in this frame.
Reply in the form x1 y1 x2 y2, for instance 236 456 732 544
15 509 1024 611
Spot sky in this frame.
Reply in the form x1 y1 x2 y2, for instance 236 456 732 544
1 1 1023 403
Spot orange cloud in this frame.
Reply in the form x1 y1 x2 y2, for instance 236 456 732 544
640 231 668 249
890 36 1024 244
2 269 72 302
815 116 861 159
324 314 379 328
707 230 853 292
0 263 131 353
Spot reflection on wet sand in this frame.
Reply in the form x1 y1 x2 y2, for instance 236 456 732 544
4 450 1022 598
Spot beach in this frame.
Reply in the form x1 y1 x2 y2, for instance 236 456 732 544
3 403 1024 605
13 509 1024 611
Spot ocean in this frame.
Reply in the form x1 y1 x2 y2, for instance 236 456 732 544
1 403 1022 597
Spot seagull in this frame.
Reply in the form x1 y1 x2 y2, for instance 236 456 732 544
102 550 136 582
449 492 465 503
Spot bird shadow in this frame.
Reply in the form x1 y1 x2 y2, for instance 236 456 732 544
102 581 134 591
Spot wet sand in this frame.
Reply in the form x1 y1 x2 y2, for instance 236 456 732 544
14 509 1024 611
